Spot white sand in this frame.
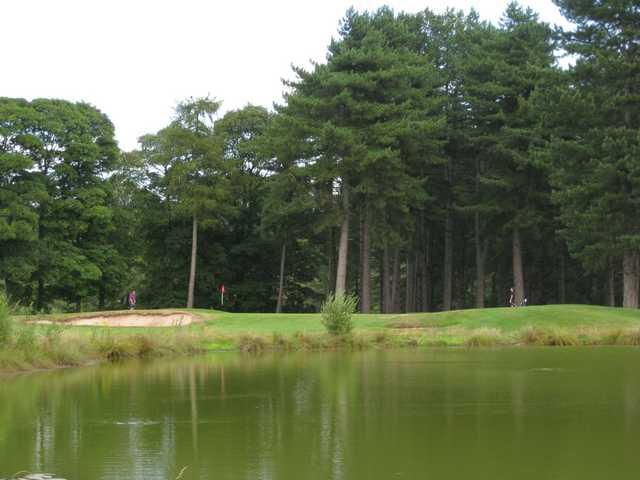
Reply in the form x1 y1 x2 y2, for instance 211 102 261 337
34 312 198 327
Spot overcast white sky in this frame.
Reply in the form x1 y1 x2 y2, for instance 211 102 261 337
2 0 569 151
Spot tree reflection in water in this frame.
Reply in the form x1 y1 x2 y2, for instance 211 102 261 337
1 349 640 480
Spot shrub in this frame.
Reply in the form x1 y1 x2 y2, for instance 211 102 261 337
321 294 358 336
0 293 13 347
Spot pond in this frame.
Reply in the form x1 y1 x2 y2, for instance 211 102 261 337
1 348 639 479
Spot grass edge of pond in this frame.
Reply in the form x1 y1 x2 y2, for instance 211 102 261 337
3 322 640 375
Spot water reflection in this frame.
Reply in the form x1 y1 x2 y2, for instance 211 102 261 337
1 348 640 479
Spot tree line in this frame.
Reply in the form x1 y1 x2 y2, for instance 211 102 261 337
1 1 638 313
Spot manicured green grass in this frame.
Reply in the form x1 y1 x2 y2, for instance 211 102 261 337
202 304 640 334
21 304 640 338
199 310 395 334
398 304 640 329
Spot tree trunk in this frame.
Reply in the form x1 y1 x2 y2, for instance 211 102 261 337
532 265 544 306
335 183 350 296
495 269 505 307
423 227 432 312
99 281 106 311
358 209 364 308
621 89 637 308
458 221 467 309
327 229 336 296
391 249 400 313
359 202 371 313
276 241 287 313
378 261 384 313
474 211 488 309
36 277 45 312
512 228 525 306
410 226 420 312
405 254 414 313
474 157 486 309
36 218 45 311
490 270 497 308
382 243 391 313
410 249 419 312
608 258 616 307
443 211 453 311
415 217 424 311
187 214 198 308
622 250 639 308
559 251 566 304
379 257 385 313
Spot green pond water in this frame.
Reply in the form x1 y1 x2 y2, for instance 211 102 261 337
1 348 639 479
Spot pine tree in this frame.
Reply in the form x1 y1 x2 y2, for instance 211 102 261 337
472 4 556 306
551 0 640 307
141 97 229 309
281 8 443 304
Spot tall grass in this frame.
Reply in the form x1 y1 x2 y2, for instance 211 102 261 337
518 326 579 346
464 328 507 348
7 302 640 375
237 334 267 353
0 317 216 374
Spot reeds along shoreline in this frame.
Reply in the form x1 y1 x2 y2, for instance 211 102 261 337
3 324 640 374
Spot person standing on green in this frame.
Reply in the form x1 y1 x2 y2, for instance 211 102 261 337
128 290 137 310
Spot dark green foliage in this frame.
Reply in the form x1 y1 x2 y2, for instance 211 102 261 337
545 0 640 305
0 98 121 311
1 3 638 313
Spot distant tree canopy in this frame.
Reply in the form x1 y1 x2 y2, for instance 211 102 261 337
1 1 639 313
0 98 119 311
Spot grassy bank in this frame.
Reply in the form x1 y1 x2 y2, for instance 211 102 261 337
0 323 215 373
3 304 640 374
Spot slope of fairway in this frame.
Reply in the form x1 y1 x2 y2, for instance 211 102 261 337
390 305 640 331
201 304 640 334
200 311 394 334
27 304 640 335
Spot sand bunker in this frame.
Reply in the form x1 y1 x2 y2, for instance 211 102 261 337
36 312 198 327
